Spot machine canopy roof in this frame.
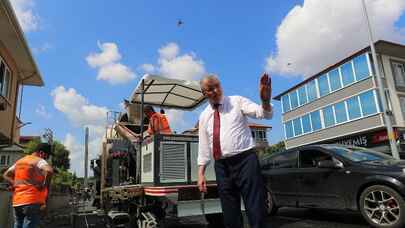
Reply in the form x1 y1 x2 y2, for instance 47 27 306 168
130 74 206 110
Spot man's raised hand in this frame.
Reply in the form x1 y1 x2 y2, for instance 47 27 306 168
260 72 272 103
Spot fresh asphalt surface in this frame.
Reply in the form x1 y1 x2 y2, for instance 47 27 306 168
172 208 369 228
47 207 370 227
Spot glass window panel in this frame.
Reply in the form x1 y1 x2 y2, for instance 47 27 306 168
329 69 342 91
290 91 299 109
323 105 335 127
0 61 4 95
285 121 294 139
293 118 302 136
310 110 322 131
318 74 330 97
393 62 405 87
354 54 370 81
307 80 318 102
399 97 405 119
341 62 355 86
270 151 298 169
301 114 312 133
347 96 362 120
298 86 307 106
281 95 291 113
359 90 378 116
2 69 9 97
334 101 347 124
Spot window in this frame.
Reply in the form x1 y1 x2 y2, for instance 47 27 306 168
0 155 5 165
290 90 299 109
285 121 294 139
270 151 298 169
281 95 291 113
293 118 302 136
353 54 370 81
307 80 318 102
359 90 378 116
323 105 335 127
310 110 322 131
347 96 361 120
392 62 405 88
298 86 307 106
341 61 355 86
6 155 10 165
301 114 311 133
0 60 10 98
329 69 342 91
399 97 405 120
318 74 330 97
334 101 347 124
300 150 333 168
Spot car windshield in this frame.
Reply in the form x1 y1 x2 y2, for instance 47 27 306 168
326 146 393 162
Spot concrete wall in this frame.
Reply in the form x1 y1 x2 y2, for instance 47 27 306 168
0 190 13 228
0 40 20 144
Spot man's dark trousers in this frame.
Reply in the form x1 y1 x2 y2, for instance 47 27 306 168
214 149 266 228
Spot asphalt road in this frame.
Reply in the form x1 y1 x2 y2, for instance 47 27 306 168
168 208 370 228
46 208 370 228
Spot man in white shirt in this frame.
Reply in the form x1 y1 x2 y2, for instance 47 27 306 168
198 73 273 228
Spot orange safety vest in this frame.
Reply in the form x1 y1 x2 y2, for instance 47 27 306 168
12 155 47 206
147 112 172 135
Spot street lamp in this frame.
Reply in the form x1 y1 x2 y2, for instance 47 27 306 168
361 0 400 159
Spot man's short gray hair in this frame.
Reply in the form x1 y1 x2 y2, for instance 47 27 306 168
200 74 220 88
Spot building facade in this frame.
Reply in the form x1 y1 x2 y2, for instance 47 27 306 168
0 0 44 170
274 41 405 156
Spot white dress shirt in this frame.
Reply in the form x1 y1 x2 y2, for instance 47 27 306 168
198 95 273 166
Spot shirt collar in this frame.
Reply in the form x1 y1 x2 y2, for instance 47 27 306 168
209 96 225 109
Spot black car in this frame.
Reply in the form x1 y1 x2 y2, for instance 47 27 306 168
261 144 405 228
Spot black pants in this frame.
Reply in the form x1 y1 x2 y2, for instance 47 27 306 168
215 149 266 228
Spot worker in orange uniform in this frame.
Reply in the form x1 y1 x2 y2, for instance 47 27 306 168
144 105 173 136
3 143 53 228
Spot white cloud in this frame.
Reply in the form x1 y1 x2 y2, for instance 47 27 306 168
51 86 108 126
139 42 206 81
97 63 135 84
140 64 155 73
32 42 51 54
35 104 51 119
158 42 180 60
10 0 39 32
266 0 405 78
86 41 136 84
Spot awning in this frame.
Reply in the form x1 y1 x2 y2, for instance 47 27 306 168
130 74 206 110
0 144 24 153
0 0 44 86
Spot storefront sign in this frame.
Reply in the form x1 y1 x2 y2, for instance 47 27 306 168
331 129 398 148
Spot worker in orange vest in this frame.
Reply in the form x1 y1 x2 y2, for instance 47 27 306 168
3 143 53 228
144 105 173 136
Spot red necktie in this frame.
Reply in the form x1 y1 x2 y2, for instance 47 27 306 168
213 104 221 160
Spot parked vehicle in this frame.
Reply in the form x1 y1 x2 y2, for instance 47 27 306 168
261 144 405 228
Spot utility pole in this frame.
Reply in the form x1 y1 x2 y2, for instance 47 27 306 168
361 0 400 159
84 127 89 187
43 128 53 164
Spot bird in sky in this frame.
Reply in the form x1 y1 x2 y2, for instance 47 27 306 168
177 19 184 27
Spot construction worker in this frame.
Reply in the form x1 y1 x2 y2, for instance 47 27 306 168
3 143 53 228
144 105 173 136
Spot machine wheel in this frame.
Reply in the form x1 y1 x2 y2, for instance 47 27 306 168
205 213 225 228
266 188 278 216
359 185 405 228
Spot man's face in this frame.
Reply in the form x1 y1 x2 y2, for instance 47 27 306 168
201 78 223 104
38 151 49 160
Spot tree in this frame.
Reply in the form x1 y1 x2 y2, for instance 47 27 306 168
24 139 70 170
265 141 286 155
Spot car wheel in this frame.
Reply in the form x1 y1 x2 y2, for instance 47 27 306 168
265 188 278 216
359 185 405 228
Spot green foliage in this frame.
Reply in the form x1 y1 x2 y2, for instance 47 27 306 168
265 141 286 155
24 139 70 170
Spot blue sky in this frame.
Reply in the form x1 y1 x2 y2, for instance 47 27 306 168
11 0 405 175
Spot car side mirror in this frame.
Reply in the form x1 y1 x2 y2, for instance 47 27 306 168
317 160 343 169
